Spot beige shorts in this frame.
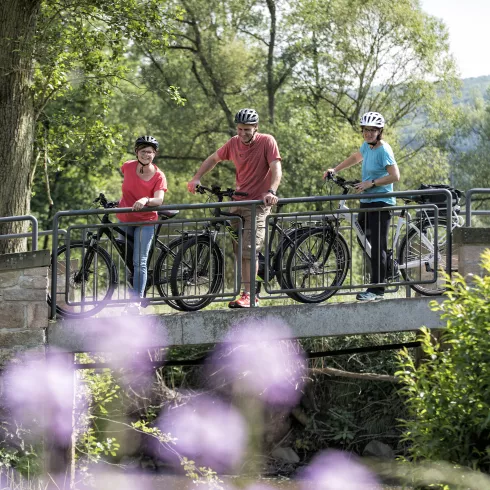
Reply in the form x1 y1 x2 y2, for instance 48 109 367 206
228 204 271 259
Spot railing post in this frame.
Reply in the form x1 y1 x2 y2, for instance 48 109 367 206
250 203 257 307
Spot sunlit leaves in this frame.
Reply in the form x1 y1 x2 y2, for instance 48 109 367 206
397 253 490 469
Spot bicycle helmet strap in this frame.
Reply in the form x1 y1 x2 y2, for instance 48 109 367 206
137 159 150 173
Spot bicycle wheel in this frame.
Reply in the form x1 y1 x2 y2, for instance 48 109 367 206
398 219 459 296
285 227 350 303
48 241 117 318
270 226 316 289
153 237 189 311
170 235 224 311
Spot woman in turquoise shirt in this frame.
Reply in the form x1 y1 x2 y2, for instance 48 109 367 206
323 111 400 301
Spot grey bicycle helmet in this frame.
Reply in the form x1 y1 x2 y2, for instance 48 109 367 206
134 135 159 151
234 108 259 125
360 112 385 128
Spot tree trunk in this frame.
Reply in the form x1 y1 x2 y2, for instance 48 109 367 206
266 0 276 125
0 0 41 253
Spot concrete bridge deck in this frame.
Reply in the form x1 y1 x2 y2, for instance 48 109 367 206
47 297 444 352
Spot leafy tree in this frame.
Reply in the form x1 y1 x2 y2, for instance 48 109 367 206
286 0 460 188
451 89 490 191
0 0 178 253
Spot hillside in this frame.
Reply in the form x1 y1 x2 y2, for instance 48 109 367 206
457 75 490 104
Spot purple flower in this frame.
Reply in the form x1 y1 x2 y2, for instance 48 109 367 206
79 317 167 391
81 466 159 489
84 316 168 360
208 317 307 406
3 349 85 444
245 484 277 490
157 394 247 473
299 450 381 490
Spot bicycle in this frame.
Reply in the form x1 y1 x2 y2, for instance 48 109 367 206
48 193 184 318
284 175 463 302
169 185 314 311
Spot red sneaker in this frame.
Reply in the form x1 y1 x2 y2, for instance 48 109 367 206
228 292 259 308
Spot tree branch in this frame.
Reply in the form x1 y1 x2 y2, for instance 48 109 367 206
311 366 398 383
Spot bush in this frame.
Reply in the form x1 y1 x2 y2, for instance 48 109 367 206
397 249 490 470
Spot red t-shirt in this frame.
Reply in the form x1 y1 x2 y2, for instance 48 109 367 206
216 133 281 200
117 160 167 222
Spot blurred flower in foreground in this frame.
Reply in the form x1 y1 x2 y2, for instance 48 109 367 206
84 316 167 362
3 349 83 444
77 466 158 490
245 484 277 490
208 317 307 406
299 450 381 490
157 395 247 473
80 316 167 390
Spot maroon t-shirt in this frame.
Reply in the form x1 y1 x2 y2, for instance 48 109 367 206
216 133 281 200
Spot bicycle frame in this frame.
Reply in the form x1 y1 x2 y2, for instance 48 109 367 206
325 183 462 275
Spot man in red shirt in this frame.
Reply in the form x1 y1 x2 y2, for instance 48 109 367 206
187 108 282 307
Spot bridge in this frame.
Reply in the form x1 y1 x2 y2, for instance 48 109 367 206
46 296 445 352
0 187 489 359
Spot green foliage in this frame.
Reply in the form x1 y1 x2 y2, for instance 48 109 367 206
30 0 183 226
397 250 490 471
78 429 120 461
297 333 412 454
451 87 490 191
0 423 42 478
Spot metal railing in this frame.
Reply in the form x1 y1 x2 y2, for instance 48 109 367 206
1 187 486 319
465 189 490 226
0 216 39 251
44 187 464 318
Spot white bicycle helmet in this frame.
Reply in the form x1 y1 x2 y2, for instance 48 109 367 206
360 112 385 128
234 108 259 125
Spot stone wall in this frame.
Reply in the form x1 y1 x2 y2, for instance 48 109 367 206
0 251 50 365
453 227 490 279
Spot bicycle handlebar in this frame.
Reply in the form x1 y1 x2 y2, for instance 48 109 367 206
93 193 120 209
195 185 248 199
325 173 361 188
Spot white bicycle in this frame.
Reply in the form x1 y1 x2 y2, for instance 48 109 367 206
284 175 464 303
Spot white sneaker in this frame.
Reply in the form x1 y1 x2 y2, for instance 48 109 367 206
123 302 141 315
356 291 384 302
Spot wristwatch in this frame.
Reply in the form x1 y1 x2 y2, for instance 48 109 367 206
268 189 277 196
371 180 376 188
145 197 151 206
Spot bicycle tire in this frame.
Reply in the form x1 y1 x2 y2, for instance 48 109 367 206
170 235 224 311
284 227 350 303
47 241 117 318
153 237 189 311
270 226 317 289
398 219 459 296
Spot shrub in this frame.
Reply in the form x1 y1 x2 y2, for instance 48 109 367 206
397 249 490 470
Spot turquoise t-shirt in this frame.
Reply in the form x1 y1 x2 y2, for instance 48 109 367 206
360 141 396 205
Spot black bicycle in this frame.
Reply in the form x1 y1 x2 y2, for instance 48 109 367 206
48 193 184 318
169 185 314 311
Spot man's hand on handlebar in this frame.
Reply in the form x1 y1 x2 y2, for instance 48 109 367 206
187 178 201 194
194 184 248 200
323 168 336 180
263 190 278 206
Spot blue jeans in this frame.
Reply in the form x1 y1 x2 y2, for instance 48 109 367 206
119 223 155 299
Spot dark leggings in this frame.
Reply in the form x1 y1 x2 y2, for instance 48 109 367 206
357 202 392 294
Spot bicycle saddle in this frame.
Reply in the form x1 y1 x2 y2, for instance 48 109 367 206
158 209 179 218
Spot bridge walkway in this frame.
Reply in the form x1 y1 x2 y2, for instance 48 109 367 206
47 296 443 352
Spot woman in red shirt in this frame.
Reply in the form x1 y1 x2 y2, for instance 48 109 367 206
117 136 167 312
